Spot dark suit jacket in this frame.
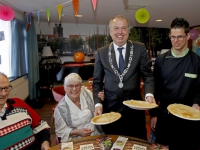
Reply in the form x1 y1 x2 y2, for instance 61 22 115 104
93 41 154 108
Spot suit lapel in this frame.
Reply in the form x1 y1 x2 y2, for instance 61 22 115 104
124 41 131 69
111 44 118 70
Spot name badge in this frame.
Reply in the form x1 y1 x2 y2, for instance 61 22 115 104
61 142 73 150
132 144 147 150
80 144 94 150
185 73 197 78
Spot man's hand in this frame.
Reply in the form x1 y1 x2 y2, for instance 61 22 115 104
192 104 200 111
98 91 104 101
94 106 102 116
150 117 157 131
146 96 156 103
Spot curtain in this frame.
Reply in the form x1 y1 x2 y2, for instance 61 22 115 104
26 17 39 100
11 16 39 100
11 18 28 77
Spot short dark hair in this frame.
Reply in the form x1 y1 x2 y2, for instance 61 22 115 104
170 17 190 34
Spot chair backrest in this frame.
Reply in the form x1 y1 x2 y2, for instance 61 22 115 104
52 85 65 102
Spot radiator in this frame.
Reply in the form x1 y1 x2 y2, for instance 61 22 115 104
8 75 29 100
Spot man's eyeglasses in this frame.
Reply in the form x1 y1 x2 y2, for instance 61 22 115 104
0 85 12 92
66 84 81 89
169 34 187 41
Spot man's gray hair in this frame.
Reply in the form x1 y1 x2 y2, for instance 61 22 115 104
109 15 130 28
0 72 9 80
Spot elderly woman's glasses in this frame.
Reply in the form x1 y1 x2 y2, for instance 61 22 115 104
66 84 81 89
0 85 12 92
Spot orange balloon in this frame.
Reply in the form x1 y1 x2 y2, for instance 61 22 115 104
73 52 85 63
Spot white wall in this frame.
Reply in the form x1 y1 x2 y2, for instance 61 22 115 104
34 21 109 39
9 75 29 100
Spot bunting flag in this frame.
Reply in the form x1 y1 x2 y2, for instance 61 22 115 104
92 0 97 10
56 4 63 22
72 0 79 16
37 11 40 24
26 14 31 32
46 8 51 22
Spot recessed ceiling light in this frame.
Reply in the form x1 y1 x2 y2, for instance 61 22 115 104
156 19 162 22
124 4 144 10
75 14 83 17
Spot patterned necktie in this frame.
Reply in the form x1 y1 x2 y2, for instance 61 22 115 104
117 47 124 74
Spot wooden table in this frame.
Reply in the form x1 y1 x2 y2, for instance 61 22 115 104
49 135 154 150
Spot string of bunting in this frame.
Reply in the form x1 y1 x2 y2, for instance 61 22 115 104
26 0 98 25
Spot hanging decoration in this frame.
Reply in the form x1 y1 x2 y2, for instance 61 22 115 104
26 13 31 32
92 0 97 11
57 4 63 22
37 11 40 24
72 0 79 16
135 8 150 24
0 5 15 21
46 8 51 22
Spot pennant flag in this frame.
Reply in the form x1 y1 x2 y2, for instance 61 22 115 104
72 0 79 16
26 14 31 32
37 11 40 24
57 4 63 22
46 8 51 22
92 0 97 10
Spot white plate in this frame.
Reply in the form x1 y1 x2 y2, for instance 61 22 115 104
123 100 158 110
91 112 121 125
167 104 200 121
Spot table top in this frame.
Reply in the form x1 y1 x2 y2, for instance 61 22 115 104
62 63 94 67
49 135 154 150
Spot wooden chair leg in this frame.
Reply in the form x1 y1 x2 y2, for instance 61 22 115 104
50 114 55 134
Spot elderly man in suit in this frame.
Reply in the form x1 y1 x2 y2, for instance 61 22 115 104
93 15 155 140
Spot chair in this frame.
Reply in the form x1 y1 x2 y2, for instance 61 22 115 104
50 85 65 134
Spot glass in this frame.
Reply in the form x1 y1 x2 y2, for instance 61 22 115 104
169 34 187 41
66 84 81 89
0 85 12 92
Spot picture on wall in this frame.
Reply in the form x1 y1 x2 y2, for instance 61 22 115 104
0 31 5 41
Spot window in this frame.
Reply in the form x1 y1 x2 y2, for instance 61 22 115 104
0 20 11 77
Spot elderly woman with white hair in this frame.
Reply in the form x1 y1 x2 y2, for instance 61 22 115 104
54 73 104 142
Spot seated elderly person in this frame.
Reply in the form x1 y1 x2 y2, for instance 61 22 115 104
54 73 104 142
0 72 50 150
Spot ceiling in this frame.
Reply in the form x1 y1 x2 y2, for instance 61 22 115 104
0 0 200 28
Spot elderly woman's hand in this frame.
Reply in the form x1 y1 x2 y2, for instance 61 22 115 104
98 91 104 101
73 128 94 137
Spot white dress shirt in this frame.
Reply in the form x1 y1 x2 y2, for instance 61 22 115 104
113 42 127 68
